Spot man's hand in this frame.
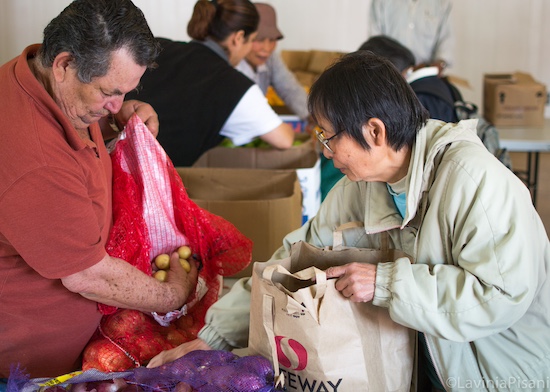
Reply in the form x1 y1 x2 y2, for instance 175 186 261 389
115 99 159 137
325 263 377 303
61 252 198 314
166 251 199 302
147 338 212 368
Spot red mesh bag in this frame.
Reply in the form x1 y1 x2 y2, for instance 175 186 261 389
83 114 253 371
82 310 201 371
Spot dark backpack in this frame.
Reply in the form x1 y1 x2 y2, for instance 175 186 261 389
413 76 512 170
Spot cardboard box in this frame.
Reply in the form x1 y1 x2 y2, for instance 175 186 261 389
281 49 345 88
194 144 321 224
483 72 547 127
176 168 302 277
271 49 344 113
280 50 311 72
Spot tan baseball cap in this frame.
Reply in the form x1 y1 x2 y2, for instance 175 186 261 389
255 3 284 40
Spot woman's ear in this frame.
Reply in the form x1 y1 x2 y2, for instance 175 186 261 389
362 118 387 147
233 30 246 45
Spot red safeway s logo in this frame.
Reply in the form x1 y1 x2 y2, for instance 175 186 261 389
275 336 308 371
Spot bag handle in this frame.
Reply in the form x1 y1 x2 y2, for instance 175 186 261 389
263 264 327 299
262 294 285 389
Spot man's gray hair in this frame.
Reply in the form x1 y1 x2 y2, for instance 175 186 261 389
37 0 160 83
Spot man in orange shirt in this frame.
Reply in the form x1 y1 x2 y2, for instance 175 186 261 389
0 0 197 378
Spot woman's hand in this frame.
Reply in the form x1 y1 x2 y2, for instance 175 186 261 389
146 338 212 368
325 263 377 302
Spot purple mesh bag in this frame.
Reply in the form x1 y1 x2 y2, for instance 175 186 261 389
130 350 276 391
7 351 279 392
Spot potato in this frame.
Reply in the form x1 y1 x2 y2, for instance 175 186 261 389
153 270 167 282
154 253 170 270
177 245 192 260
179 258 191 273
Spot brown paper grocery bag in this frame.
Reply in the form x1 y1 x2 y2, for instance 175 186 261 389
248 230 414 392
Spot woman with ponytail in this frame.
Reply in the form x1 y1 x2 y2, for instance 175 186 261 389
126 0 294 167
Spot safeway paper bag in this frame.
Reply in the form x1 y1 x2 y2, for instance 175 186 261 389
249 238 414 392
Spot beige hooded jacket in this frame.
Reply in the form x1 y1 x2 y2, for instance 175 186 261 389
201 119 550 391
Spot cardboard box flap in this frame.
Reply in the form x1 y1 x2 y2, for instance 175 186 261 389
194 146 319 171
177 168 297 201
194 144 322 226
514 72 537 84
484 73 516 84
485 72 537 85
446 74 472 90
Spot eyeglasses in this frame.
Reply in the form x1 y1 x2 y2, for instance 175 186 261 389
315 128 340 153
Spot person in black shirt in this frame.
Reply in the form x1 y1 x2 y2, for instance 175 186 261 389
126 0 294 167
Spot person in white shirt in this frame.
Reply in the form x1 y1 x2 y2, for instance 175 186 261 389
126 0 295 167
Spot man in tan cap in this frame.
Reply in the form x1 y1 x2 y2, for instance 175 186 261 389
236 3 310 123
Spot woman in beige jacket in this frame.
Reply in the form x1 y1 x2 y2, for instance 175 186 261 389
150 51 550 392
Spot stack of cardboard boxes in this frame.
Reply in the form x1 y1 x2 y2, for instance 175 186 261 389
177 167 303 274
177 133 321 277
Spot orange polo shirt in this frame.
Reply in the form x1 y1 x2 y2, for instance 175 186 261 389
0 45 112 378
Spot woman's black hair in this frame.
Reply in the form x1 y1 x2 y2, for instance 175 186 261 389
358 35 416 73
308 50 429 151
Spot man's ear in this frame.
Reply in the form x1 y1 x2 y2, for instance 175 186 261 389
362 118 387 147
51 52 74 82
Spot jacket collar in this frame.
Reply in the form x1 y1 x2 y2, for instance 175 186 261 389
358 119 481 233
403 119 482 227
361 181 404 234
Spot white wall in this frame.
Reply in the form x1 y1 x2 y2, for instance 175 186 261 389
1 0 549 112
